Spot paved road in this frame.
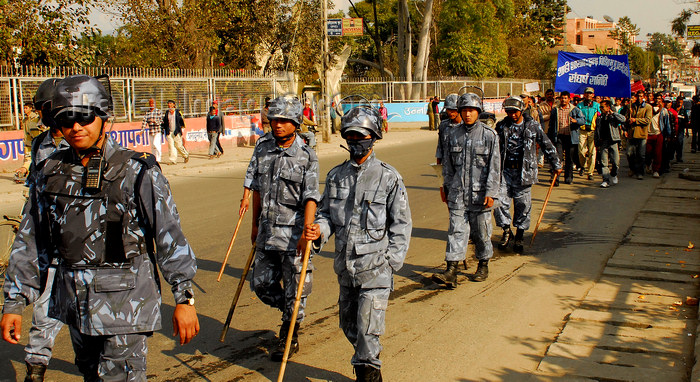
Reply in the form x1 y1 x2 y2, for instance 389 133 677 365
0 130 697 381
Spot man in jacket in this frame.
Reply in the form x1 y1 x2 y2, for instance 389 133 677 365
495 96 562 253
548 91 585 184
306 106 412 382
162 99 190 164
625 90 652 179
141 98 164 162
594 99 626 188
645 93 671 178
577 87 600 180
432 93 500 287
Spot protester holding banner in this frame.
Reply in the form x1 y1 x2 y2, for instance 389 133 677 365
549 91 585 184
625 90 652 180
576 87 600 181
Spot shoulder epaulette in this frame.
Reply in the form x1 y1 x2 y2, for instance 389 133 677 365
132 151 159 169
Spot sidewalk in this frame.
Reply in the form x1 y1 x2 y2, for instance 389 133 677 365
534 155 700 381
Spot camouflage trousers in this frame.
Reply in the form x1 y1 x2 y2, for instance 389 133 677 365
25 266 64 366
338 282 390 369
250 249 313 322
494 168 532 230
445 209 493 262
68 325 150 382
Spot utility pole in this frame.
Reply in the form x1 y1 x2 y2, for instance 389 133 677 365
321 0 331 143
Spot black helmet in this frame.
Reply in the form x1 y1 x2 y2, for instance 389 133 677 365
51 75 113 121
33 78 59 111
502 96 524 112
267 95 303 126
340 106 383 140
443 93 459 110
457 93 483 113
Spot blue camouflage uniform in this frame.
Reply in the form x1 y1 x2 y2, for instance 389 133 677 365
314 152 412 369
435 118 461 163
494 115 561 230
442 121 501 262
243 132 320 322
24 130 69 367
3 137 197 380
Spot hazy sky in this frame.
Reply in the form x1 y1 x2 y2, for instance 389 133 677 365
92 0 699 40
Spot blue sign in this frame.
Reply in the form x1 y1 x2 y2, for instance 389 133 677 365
555 52 631 98
327 19 342 37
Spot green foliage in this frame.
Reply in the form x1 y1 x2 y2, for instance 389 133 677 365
607 16 639 54
628 46 660 79
647 32 686 59
672 9 694 38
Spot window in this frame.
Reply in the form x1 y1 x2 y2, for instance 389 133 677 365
576 35 582 45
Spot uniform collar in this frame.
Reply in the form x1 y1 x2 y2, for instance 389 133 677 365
350 151 376 170
267 134 301 157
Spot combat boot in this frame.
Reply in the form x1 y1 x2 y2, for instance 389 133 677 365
354 365 383 382
24 362 46 382
472 260 489 282
431 261 459 288
513 228 525 253
271 321 299 361
498 228 513 250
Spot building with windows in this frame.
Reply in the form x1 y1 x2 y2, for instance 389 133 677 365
557 16 634 54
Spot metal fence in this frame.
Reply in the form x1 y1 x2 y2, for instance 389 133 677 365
340 78 555 102
1 66 297 130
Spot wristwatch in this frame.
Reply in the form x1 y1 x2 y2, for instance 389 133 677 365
179 290 195 306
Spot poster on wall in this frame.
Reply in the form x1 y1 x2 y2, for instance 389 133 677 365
555 51 631 98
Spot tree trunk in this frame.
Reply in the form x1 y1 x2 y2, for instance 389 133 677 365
411 0 433 100
372 0 385 78
397 0 412 99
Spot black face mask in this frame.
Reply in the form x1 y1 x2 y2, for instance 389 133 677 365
345 138 375 159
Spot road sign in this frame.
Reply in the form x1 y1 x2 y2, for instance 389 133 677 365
687 25 700 39
327 19 342 36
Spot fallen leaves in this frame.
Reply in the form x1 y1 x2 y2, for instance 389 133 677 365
689 242 695 250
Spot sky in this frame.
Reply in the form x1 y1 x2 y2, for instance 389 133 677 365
92 0 698 39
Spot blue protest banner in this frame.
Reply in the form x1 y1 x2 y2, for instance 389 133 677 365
555 51 631 98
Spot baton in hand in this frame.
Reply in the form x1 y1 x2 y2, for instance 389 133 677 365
531 172 560 246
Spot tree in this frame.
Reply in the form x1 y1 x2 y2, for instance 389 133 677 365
628 45 660 80
607 16 639 54
672 9 695 38
647 33 685 60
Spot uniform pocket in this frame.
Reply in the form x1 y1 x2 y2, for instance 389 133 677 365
474 146 489 167
366 297 387 336
329 185 350 226
278 168 303 207
93 269 136 293
363 191 387 230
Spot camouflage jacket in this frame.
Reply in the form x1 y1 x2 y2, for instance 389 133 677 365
244 133 321 252
3 138 197 335
442 121 501 211
20 112 45 170
435 118 461 161
496 115 561 186
25 130 69 187
314 153 412 288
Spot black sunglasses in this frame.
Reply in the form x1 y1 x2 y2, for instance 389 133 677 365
55 112 97 129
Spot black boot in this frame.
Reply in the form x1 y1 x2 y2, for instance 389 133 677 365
431 261 459 288
355 365 383 382
24 362 46 382
271 321 299 361
472 260 489 282
513 228 525 253
498 228 513 250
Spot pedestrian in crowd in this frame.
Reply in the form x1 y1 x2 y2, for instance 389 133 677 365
594 99 626 188
14 101 44 181
238 95 320 361
163 99 190 164
521 93 540 123
538 89 558 168
300 99 317 149
691 95 700 153
330 100 338 134
614 97 623 113
305 106 412 382
261 96 271 133
1 75 199 381
141 98 164 162
431 93 500 287
645 93 670 178
427 97 435 131
673 98 688 163
379 101 389 133
577 87 600 180
432 96 441 130
572 95 581 107
662 97 678 174
435 94 462 166
206 106 222 159
213 100 225 156
548 91 585 185
495 96 562 253
625 90 652 180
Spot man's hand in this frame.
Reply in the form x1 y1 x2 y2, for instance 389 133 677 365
14 168 27 177
630 117 636 123
239 198 249 217
304 223 320 241
251 224 258 245
570 117 577 124
439 187 447 203
483 196 494 208
296 237 308 254
554 168 563 177
172 304 199 345
1 313 22 344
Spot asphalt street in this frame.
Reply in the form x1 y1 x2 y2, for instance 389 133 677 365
0 130 697 381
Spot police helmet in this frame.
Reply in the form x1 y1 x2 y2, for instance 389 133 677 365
33 78 59 111
267 95 304 126
457 93 483 113
51 75 113 121
340 106 383 140
443 93 459 110
503 96 524 112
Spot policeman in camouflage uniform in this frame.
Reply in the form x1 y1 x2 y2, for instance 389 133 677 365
238 95 320 361
435 94 462 164
15 81 55 181
306 106 412 382
1 75 200 381
494 96 562 253
432 93 501 287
